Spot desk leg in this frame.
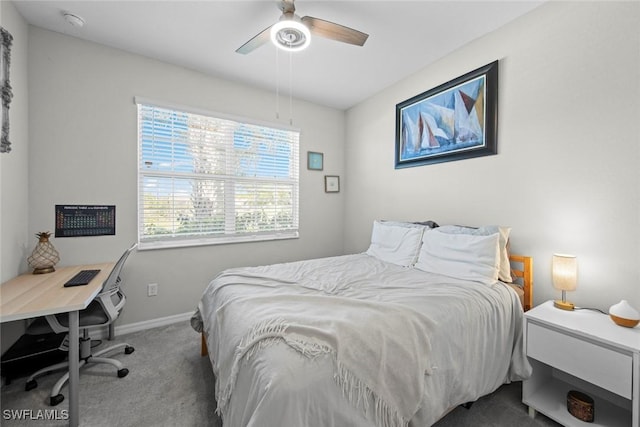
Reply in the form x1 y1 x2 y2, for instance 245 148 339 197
68 311 79 427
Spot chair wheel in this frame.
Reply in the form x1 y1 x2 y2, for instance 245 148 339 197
117 368 129 378
50 394 64 406
25 380 37 391
124 346 135 355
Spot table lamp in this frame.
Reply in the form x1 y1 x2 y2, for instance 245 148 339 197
552 254 577 310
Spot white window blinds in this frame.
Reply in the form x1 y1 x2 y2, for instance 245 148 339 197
137 101 299 249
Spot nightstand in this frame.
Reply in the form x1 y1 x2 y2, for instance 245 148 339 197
523 300 640 427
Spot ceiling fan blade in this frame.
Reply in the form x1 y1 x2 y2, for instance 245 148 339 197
301 16 368 47
236 25 273 54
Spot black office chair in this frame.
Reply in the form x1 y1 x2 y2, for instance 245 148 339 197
24 244 137 406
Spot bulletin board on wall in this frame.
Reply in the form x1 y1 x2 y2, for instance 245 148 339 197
55 205 116 237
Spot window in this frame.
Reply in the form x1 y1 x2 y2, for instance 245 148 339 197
136 99 299 249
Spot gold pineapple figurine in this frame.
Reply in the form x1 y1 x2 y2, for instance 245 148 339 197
28 232 60 274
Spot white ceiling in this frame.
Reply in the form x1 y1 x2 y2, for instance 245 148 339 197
12 1 544 110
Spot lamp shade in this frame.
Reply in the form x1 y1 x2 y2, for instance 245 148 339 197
552 254 577 291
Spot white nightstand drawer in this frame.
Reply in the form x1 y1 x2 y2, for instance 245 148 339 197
527 322 633 399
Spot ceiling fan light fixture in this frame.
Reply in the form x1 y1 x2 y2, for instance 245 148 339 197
270 19 310 52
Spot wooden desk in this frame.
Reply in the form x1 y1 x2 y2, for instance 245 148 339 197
0 263 115 427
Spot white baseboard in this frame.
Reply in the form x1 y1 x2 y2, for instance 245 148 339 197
94 312 194 339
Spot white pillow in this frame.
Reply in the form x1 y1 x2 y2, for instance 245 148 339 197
365 220 426 267
436 225 512 282
414 229 500 285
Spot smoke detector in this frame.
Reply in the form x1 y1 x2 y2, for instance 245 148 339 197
63 12 85 28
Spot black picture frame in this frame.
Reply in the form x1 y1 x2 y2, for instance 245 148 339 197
324 175 340 193
395 61 498 169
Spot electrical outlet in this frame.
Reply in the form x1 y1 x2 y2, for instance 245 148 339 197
147 283 158 297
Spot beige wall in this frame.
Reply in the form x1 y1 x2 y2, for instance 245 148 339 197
344 1 640 310
1 2 29 281
1 1 30 351
4 1 640 352
25 28 346 327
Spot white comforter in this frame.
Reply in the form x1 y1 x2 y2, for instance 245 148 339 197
192 254 531 427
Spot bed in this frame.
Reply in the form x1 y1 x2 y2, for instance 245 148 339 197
191 221 533 427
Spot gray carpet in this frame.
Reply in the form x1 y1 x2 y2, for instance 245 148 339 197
1 321 559 426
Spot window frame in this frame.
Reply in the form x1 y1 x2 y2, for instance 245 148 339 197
135 97 300 250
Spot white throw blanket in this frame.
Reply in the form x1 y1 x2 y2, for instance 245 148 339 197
209 272 436 427
193 254 532 427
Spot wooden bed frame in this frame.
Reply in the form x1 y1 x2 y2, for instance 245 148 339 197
508 254 533 312
201 254 533 356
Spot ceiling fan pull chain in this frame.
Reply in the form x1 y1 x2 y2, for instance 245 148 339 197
275 47 280 120
289 49 293 126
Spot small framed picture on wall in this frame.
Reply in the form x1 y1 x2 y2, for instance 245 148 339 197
307 151 323 170
324 175 340 193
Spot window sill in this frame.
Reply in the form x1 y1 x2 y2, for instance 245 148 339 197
138 232 299 251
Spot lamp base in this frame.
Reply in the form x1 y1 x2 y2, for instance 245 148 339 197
554 299 575 310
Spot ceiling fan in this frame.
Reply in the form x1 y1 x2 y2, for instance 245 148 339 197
236 0 369 54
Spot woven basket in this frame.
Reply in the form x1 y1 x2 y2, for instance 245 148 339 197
567 390 594 422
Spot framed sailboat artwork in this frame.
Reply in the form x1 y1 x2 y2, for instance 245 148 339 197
395 61 498 168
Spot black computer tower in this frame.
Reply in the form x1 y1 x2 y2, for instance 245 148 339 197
1 332 67 385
